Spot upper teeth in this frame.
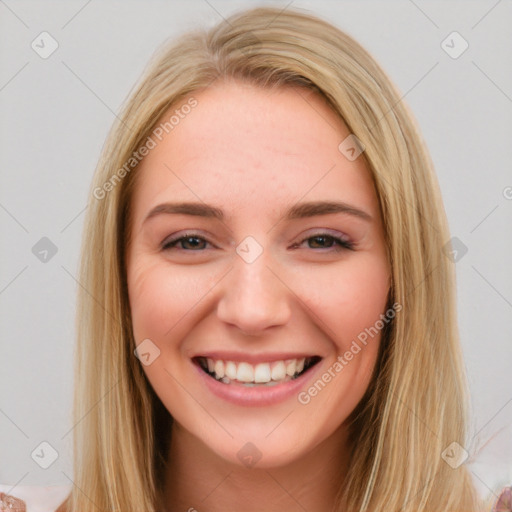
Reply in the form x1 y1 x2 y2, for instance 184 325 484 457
202 357 307 384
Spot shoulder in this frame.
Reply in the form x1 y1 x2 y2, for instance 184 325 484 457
55 503 68 512
54 492 71 512
0 485 71 512
492 486 512 512
0 491 26 511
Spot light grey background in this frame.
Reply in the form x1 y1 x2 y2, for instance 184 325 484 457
1 0 511 500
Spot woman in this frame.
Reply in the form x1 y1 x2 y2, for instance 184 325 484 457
47 5 500 511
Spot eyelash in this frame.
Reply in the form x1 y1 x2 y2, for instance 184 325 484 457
161 232 354 252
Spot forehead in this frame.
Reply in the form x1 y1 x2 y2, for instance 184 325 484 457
130 80 378 227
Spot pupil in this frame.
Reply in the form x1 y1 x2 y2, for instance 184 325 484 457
184 237 203 249
310 236 332 248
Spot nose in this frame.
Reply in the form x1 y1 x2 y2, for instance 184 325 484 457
216 248 292 336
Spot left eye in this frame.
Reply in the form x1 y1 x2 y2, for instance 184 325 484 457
295 234 354 251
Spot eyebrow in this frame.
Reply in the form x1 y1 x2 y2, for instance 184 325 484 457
143 200 373 224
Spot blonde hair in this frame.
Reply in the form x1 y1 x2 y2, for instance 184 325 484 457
63 6 480 511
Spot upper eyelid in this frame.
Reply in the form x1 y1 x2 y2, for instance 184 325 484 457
162 228 350 241
162 231 212 246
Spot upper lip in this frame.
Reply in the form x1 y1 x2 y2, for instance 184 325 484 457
192 351 320 364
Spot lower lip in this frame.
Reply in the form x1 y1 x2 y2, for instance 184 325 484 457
193 360 322 407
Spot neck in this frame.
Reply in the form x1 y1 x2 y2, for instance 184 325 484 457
162 422 350 512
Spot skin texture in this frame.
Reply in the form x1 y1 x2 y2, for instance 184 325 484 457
126 80 391 511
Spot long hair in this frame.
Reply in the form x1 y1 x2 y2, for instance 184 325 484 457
62 6 479 511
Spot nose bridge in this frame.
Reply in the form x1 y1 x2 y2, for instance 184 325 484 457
216 240 291 334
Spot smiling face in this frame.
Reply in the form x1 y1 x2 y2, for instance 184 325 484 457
126 79 391 468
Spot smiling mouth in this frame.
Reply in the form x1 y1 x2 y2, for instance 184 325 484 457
194 356 322 387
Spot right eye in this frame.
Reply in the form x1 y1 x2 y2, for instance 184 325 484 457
161 233 212 251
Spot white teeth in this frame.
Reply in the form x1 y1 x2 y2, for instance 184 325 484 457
254 363 271 383
203 357 309 384
237 362 254 382
286 359 297 376
225 361 237 380
214 360 224 379
271 361 286 381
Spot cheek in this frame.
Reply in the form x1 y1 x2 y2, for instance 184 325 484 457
294 254 390 349
127 258 208 343
291 259 389 429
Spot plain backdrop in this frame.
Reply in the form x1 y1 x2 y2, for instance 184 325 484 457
1 0 511 501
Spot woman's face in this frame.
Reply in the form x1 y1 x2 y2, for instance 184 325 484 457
126 80 390 468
